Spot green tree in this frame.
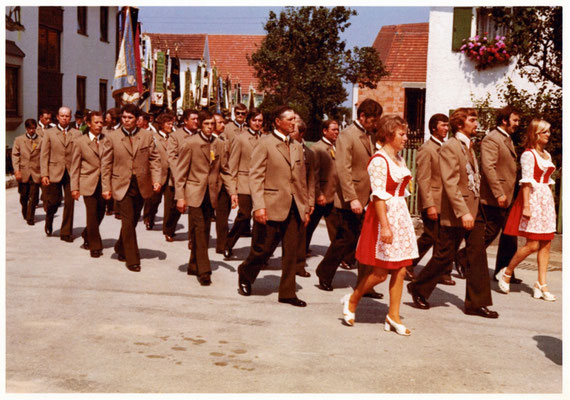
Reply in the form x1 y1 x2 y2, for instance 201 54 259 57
249 6 388 141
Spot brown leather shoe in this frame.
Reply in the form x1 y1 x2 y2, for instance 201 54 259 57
438 275 456 286
165 234 174 242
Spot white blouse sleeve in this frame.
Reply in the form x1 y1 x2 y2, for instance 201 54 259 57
368 156 392 201
519 151 535 185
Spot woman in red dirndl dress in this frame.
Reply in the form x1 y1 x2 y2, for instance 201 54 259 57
341 115 418 336
498 119 557 301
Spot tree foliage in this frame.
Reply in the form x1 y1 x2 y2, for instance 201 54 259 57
249 6 388 140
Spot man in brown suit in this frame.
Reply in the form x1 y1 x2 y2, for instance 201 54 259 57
410 113 455 285
175 110 237 285
12 119 42 225
101 104 162 272
70 112 106 258
213 112 233 254
237 105 310 307
315 99 383 299
223 103 248 141
408 108 498 318
40 106 82 240
36 109 54 138
455 106 521 283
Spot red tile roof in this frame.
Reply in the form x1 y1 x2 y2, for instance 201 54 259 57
145 33 206 60
371 23 429 82
208 35 265 91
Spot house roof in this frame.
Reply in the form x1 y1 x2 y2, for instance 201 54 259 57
144 33 206 60
372 23 429 82
208 34 265 91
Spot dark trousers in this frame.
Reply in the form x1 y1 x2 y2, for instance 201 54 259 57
142 185 165 226
225 194 252 251
296 224 308 273
187 194 214 277
45 170 74 237
105 198 114 214
215 186 231 252
81 182 106 251
315 208 367 286
305 202 336 251
115 177 144 267
413 210 453 274
163 185 181 237
18 181 40 222
455 204 518 277
410 206 492 310
238 203 303 299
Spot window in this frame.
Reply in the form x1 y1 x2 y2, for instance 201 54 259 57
476 8 509 39
100 7 109 42
77 6 87 35
6 65 20 117
77 76 86 113
99 80 108 112
38 26 60 71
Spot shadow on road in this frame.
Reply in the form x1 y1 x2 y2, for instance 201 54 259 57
533 335 562 365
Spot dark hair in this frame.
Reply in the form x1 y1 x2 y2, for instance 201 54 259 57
246 108 263 125
39 109 52 118
25 119 37 129
449 108 477 134
322 119 339 132
140 112 151 123
234 103 248 112
198 109 214 128
86 111 103 123
428 113 449 134
376 115 407 144
75 110 84 118
155 112 175 130
121 104 141 118
357 98 383 119
273 105 294 124
496 105 521 127
213 112 224 120
182 108 199 121
297 119 307 135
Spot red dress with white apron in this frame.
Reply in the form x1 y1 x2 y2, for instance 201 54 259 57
356 149 419 269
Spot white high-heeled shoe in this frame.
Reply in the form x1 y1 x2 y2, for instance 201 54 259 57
340 294 355 326
384 315 411 336
497 267 511 294
533 282 556 302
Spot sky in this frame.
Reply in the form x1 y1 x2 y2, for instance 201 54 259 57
137 6 431 107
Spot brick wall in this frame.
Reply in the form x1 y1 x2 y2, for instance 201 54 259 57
358 81 405 116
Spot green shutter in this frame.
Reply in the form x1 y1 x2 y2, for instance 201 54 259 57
452 7 473 52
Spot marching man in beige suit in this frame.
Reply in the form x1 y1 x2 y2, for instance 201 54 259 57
12 119 42 225
70 111 107 258
408 108 498 318
40 106 82 240
101 104 162 272
237 105 310 307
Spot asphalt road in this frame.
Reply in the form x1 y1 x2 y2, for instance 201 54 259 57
4 186 563 395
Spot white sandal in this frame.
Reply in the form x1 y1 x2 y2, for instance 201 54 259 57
497 267 511 294
341 294 355 326
533 282 556 302
384 315 411 336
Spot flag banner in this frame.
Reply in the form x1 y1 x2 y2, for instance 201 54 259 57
248 84 255 110
152 51 165 106
195 61 202 107
134 22 143 94
182 67 191 110
112 7 140 101
171 57 181 104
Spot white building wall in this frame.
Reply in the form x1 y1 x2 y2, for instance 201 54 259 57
425 7 539 138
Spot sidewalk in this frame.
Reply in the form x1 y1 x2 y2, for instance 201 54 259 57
4 186 563 395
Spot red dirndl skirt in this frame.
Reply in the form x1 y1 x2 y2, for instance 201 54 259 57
504 190 554 241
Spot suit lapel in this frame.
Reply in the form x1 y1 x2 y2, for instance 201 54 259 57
131 134 142 156
276 142 291 165
88 137 99 156
503 135 516 158
121 135 133 156
57 130 66 146
200 143 211 164
358 132 372 156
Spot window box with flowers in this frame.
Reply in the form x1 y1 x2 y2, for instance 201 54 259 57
460 34 516 71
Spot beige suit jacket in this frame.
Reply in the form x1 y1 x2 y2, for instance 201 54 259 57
223 120 245 142
302 142 316 207
174 134 233 208
334 123 373 209
12 134 42 184
416 137 443 213
439 137 480 227
166 128 193 185
40 126 82 182
152 132 174 187
249 134 308 222
70 134 105 196
228 130 261 195
100 128 162 201
311 139 338 204
479 128 517 206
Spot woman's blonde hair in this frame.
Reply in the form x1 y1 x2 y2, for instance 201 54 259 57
522 118 551 149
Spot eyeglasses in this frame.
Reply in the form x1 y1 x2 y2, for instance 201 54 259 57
235 111 246 116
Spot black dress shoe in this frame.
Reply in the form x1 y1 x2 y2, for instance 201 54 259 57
118 254 126 262
223 248 232 259
27 220 35 226
198 275 212 286
215 249 224 254
238 273 251 296
90 250 102 258
126 264 141 272
438 276 456 286
164 234 174 242
455 258 466 279
317 277 333 291
45 222 53 236
465 306 499 319
363 291 384 299
339 261 355 270
81 241 90 250
278 297 307 307
60 235 74 243
296 269 311 278
404 267 415 281
145 221 152 230
407 283 430 309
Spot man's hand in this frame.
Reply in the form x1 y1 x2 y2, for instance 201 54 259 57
350 199 363 215
304 213 310 227
461 213 474 230
254 208 268 225
152 182 161 192
308 206 314 216
497 194 508 208
176 199 186 213
14 171 22 182
71 190 80 201
102 191 112 200
380 227 393 244
426 206 438 221
230 194 238 209
316 194 327 207
41 176 50 186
